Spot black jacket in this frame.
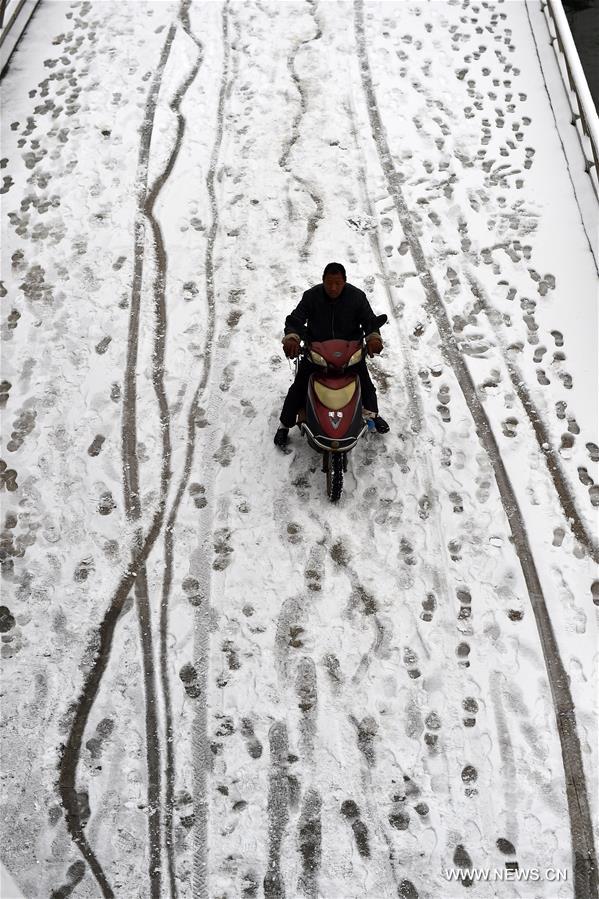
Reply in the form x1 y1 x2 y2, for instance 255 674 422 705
284 283 380 343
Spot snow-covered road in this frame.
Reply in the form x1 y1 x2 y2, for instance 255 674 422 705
1 2 597 898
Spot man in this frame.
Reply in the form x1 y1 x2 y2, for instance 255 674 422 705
274 262 390 447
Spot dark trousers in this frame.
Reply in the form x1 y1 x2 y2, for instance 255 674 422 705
280 357 378 428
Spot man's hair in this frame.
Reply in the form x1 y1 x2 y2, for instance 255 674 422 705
322 262 346 280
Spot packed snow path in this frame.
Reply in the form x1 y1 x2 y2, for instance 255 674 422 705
1 2 598 898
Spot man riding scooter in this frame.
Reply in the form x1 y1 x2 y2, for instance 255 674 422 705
274 262 389 447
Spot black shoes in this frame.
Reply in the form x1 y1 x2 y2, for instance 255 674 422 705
274 426 289 447
373 416 390 433
275 418 388 446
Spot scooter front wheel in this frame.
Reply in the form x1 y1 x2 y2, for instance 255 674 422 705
326 453 344 502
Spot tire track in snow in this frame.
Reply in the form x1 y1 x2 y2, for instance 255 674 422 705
154 4 204 895
144 5 230 897
264 721 290 899
490 674 519 844
343 93 423 437
319 521 414 894
343 101 467 870
353 4 598 895
123 3 206 889
277 0 323 257
57 502 170 899
344 89 459 647
297 788 322 899
121 21 176 522
271 508 324 895
58 22 178 899
464 267 599 565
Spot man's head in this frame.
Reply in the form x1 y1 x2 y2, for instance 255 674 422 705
322 262 346 300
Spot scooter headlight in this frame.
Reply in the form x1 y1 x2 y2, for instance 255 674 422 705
348 347 363 366
310 350 327 366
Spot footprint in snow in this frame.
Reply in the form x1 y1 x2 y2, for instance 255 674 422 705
241 871 259 897
353 715 378 767
286 521 302 544
182 576 203 607
400 536 416 565
322 652 342 686
448 537 462 561
420 589 438 624
533 345 546 363
476 475 491 504
497 837 520 873
462 696 479 727
591 581 599 606
501 417 518 438
330 538 350 566
418 368 432 389
552 527 566 547
0 460 18 492
0 606 16 633
222 640 241 671
456 641 471 668
0 380 11 408
424 710 442 752
74 557 94 582
85 717 114 762
305 552 323 592
403 646 421 679
560 432 575 453
462 764 479 797
51 861 87 899
189 483 207 510
240 717 263 759
179 663 202 699
296 657 317 738
241 398 256 419
551 329 564 347
586 442 599 462
87 434 105 457
453 844 474 887
220 363 236 392
95 335 112 354
558 370 573 390
437 383 451 422
457 588 472 624
97 490 116 515
213 528 233 570
339 800 370 858
213 435 235 467
536 369 550 386
450 491 463 513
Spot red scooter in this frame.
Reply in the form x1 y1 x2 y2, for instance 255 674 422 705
297 315 387 502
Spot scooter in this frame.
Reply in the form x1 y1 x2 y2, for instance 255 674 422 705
296 315 387 502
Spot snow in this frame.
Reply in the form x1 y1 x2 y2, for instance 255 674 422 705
1 1 597 898
0 862 25 899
